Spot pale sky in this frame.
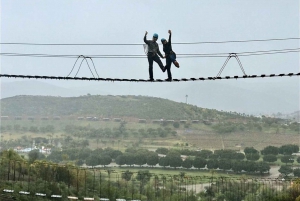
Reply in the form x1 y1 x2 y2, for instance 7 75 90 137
0 0 299 113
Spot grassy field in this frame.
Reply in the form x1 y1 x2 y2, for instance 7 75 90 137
1 118 299 152
88 166 242 183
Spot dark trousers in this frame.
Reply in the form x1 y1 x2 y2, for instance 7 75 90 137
165 56 172 79
147 53 164 80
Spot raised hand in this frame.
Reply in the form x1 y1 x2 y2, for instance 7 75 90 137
168 30 172 34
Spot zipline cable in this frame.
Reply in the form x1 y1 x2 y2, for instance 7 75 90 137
1 37 300 46
1 72 299 82
0 48 299 59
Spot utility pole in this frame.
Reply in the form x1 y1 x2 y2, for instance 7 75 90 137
185 95 188 104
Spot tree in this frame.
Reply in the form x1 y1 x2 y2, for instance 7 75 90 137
294 169 300 177
134 150 148 166
166 152 182 169
173 122 180 128
195 150 213 159
47 150 63 163
136 170 151 182
116 155 126 166
182 158 192 169
244 147 259 155
279 144 299 155
124 153 135 166
81 139 89 148
180 149 192 156
155 148 169 155
159 157 169 168
278 165 293 177
232 161 244 173
28 149 45 163
263 155 277 163
256 162 270 174
281 155 294 165
86 155 100 167
78 148 92 160
261 146 279 155
13 124 21 132
246 153 260 161
214 149 237 160
122 170 133 181
218 159 231 170
193 157 206 169
99 155 112 167
243 161 257 173
207 160 218 169
233 153 245 161
146 152 159 167
76 159 84 166
29 126 39 133
297 156 300 164
119 121 127 136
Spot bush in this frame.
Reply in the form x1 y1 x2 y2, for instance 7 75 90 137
173 122 180 128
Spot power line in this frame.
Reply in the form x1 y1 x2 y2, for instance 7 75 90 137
1 72 299 82
1 37 299 46
0 48 299 59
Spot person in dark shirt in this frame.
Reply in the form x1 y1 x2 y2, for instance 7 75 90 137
144 31 165 81
161 30 180 81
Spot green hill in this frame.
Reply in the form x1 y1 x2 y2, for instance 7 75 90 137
0 95 239 120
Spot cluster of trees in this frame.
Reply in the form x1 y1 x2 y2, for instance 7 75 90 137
279 165 300 177
156 148 246 160
157 144 300 164
45 144 300 175
261 144 299 155
46 147 271 175
212 122 263 134
46 147 121 165
1 124 55 133
155 151 270 174
289 122 300 132
64 124 177 139
211 116 299 134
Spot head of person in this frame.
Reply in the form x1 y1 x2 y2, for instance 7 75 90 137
152 33 158 41
161 38 167 44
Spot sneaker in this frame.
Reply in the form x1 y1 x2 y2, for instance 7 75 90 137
173 61 180 68
149 78 154 81
165 78 172 81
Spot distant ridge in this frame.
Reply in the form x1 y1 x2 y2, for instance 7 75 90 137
0 95 223 120
1 80 299 114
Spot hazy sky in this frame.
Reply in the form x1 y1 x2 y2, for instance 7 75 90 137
1 1 299 113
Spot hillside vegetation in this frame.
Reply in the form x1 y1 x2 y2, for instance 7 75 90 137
1 95 242 120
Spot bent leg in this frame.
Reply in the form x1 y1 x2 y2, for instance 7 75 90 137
170 53 180 67
153 54 165 72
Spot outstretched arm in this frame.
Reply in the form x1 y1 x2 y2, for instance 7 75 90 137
168 30 172 44
144 31 148 44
